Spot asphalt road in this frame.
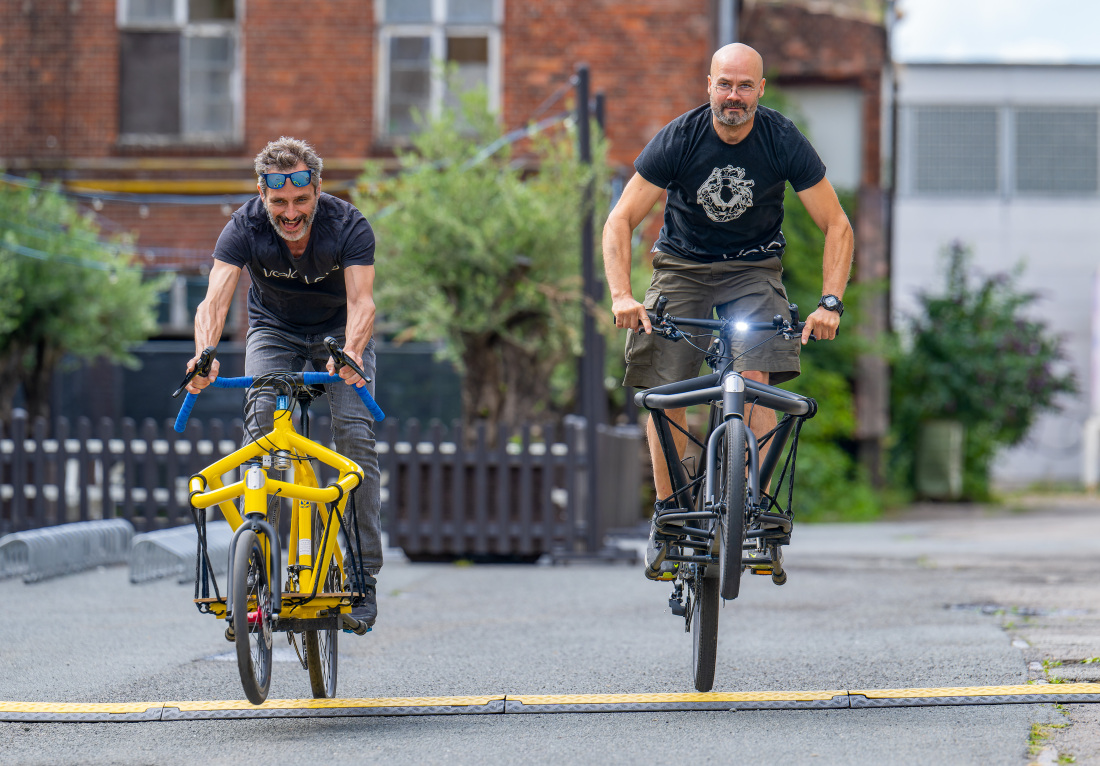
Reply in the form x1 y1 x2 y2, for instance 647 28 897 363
5 496 1099 765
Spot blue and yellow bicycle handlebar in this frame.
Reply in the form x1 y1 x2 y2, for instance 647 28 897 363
174 372 385 433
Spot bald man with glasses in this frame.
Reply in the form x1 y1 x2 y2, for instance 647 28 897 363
603 44 854 581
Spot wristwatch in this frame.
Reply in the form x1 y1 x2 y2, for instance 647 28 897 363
818 294 844 316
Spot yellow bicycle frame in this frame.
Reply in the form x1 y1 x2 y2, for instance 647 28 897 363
189 405 363 617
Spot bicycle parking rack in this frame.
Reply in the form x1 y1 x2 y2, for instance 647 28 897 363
129 521 233 584
0 519 135 583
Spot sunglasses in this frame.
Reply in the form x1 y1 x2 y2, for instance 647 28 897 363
262 169 312 189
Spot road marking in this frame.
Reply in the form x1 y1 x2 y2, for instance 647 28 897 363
2 685 1098 722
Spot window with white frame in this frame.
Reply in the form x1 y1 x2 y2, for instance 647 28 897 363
117 0 240 141
376 0 501 138
1015 108 1098 194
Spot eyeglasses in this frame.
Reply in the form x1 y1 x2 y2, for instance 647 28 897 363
262 169 312 189
714 82 758 96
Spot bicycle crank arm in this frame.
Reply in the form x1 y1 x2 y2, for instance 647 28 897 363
340 613 370 635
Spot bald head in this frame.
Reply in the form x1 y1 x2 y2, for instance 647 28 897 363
710 43 764 81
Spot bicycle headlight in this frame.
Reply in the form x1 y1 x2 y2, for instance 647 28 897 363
733 321 749 334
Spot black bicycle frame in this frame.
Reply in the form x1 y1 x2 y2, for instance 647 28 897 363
635 370 816 512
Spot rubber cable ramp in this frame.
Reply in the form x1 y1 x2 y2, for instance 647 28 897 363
3 686 1099 722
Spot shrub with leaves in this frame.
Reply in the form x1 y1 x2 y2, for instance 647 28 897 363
355 90 608 432
890 242 1076 499
0 180 170 424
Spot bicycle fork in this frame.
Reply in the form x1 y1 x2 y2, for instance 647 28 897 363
225 463 284 624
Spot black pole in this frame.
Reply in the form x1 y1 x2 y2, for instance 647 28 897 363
576 63 605 554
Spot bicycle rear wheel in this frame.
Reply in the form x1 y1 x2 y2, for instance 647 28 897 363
232 529 273 705
691 570 719 692
719 418 747 601
304 556 339 698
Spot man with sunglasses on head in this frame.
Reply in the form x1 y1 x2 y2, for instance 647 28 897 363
603 44 853 581
184 136 383 631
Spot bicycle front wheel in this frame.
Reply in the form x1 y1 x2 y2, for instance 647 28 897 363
691 571 719 692
719 418 747 601
304 557 340 698
232 529 273 705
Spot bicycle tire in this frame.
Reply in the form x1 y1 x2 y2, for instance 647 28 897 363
691 571 719 692
304 556 340 698
719 418 747 601
232 529 273 705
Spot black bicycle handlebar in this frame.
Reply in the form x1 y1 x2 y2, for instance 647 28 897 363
644 293 813 341
172 346 215 399
645 311 809 337
324 336 372 384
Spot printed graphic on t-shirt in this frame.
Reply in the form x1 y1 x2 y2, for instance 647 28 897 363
260 262 341 285
696 165 755 223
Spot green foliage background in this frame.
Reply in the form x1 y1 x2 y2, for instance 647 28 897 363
889 243 1076 500
0 180 169 423
354 90 609 428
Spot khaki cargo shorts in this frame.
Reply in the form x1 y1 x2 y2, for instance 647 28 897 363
623 251 801 389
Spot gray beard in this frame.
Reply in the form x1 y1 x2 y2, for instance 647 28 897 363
712 101 756 127
266 205 317 242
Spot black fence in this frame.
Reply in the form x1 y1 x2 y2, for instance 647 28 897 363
0 411 644 559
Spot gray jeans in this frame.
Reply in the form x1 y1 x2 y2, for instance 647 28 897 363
243 326 383 574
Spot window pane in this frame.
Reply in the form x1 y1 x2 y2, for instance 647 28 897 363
384 0 432 22
388 36 430 134
913 107 999 194
188 34 233 65
119 31 181 134
391 35 431 62
124 0 176 22
388 103 419 134
1015 108 1098 194
447 0 493 23
184 35 235 134
189 0 235 20
447 36 487 64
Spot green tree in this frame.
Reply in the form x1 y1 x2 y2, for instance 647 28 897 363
890 242 1076 500
354 90 608 432
0 180 169 424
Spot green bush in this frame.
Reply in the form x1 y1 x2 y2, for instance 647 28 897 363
889 242 1076 500
0 179 169 424
355 88 609 432
775 187 884 522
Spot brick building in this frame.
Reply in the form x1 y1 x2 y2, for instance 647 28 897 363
2 0 888 437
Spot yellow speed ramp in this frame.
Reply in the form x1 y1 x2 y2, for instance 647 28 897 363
505 690 847 713
4 685 1100 722
849 684 1100 708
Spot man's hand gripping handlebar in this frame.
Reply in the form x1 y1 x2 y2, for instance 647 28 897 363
324 337 372 388
173 346 216 398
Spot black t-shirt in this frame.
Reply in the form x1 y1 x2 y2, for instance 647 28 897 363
634 104 826 262
213 192 376 334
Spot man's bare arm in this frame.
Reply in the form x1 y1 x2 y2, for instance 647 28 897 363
794 177 854 344
329 264 376 387
602 172 665 334
185 260 242 393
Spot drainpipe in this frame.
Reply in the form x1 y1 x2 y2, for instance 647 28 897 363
1084 268 1100 491
718 0 738 47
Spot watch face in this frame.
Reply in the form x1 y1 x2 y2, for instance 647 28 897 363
822 296 837 308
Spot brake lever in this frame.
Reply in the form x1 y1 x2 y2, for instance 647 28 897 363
324 336 373 383
172 347 215 399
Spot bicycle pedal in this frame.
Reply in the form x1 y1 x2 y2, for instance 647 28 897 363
224 625 235 642
750 568 774 576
